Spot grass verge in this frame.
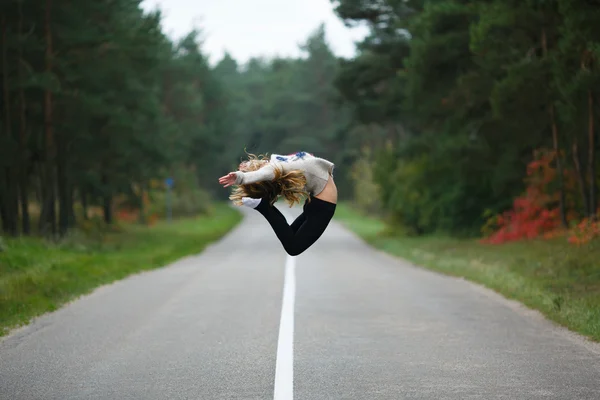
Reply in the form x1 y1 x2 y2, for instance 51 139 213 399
335 204 600 342
0 204 242 336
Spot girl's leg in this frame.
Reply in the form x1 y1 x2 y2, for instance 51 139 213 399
290 212 307 234
255 197 335 256
255 200 301 247
285 199 335 255
290 197 310 233
253 199 306 236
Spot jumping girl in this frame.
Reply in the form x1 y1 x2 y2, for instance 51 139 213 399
218 151 337 256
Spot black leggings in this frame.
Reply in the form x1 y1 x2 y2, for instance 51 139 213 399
255 196 336 256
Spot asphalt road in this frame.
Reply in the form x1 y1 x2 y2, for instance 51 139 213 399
1 206 600 400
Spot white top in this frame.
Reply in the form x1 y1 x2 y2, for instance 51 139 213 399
234 151 334 195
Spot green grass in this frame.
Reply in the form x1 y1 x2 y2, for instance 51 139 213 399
0 204 242 336
335 204 600 342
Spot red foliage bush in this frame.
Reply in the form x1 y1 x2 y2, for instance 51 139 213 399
483 148 599 245
483 196 561 244
568 217 600 245
482 149 565 244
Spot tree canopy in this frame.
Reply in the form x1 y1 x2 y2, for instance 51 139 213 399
1 0 599 243
332 0 600 239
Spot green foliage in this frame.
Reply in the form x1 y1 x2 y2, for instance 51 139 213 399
0 0 369 239
349 147 381 214
0 0 232 236
332 0 600 236
149 170 213 219
212 24 356 198
2 0 598 241
371 133 499 235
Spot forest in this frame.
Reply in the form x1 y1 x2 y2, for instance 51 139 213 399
1 0 599 246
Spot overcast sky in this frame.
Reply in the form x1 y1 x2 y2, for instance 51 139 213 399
140 0 369 65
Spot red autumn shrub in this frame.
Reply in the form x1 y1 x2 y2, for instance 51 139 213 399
567 217 600 245
482 149 564 244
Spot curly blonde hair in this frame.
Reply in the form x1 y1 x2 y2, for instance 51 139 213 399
229 153 310 207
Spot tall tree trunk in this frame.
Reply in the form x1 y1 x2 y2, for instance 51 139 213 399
101 173 112 224
542 28 568 228
40 0 56 236
38 171 56 235
69 186 76 227
57 135 70 236
588 90 596 220
0 15 9 234
18 116 30 235
1 14 18 236
550 106 568 227
17 0 30 234
0 172 6 233
138 182 146 225
572 141 589 216
103 195 112 224
81 189 89 220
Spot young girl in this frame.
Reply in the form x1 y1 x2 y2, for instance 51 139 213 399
218 151 337 256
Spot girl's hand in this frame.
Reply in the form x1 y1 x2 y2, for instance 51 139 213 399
218 172 238 187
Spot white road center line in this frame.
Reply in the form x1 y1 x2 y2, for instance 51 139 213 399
274 255 296 400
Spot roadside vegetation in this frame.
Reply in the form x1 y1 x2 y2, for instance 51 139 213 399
335 205 600 342
0 204 241 336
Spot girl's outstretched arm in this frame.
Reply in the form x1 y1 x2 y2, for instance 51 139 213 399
233 164 277 185
218 172 238 187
